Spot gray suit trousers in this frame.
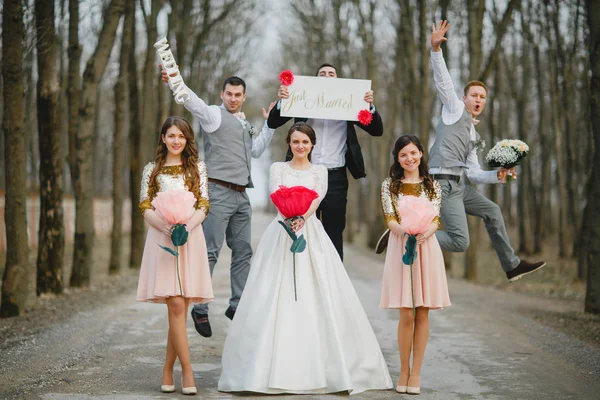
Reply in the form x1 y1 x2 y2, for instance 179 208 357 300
434 179 520 272
192 182 252 314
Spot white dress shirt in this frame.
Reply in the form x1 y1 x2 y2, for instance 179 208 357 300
183 85 275 158
305 118 348 168
429 51 499 185
275 100 376 169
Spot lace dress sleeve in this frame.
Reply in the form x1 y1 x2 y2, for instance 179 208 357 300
269 162 284 194
195 161 210 214
313 165 329 201
139 162 155 215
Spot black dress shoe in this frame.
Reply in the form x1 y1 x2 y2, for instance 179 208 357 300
375 229 390 254
506 259 546 282
191 309 212 337
225 306 236 320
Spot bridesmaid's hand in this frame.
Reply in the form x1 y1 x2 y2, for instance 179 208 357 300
163 224 174 237
416 233 427 245
389 224 405 237
416 223 438 245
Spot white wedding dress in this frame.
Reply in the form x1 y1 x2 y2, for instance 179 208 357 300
218 162 392 395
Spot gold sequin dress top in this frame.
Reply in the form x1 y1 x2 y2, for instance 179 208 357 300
380 179 442 227
136 161 214 304
139 162 210 216
379 178 450 310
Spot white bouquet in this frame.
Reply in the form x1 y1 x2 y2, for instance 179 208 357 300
485 139 529 182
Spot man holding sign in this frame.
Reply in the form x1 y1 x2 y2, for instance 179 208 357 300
268 63 383 260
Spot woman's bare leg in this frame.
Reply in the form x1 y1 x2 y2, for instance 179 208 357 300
409 307 430 386
398 308 415 387
166 296 195 388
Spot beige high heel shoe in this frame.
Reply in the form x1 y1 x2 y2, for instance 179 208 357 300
407 375 421 395
160 384 175 393
396 372 409 393
181 378 197 395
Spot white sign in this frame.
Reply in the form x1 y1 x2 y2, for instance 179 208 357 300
154 37 190 104
280 75 371 121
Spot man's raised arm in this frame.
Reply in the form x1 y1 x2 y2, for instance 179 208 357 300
430 21 463 115
160 68 221 133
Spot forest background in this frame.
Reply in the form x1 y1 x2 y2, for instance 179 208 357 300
1 0 599 322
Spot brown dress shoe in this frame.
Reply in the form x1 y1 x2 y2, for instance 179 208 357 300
506 260 546 282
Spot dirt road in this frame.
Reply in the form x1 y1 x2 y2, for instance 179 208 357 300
1 212 598 399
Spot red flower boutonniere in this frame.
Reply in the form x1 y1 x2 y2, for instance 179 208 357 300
279 70 295 86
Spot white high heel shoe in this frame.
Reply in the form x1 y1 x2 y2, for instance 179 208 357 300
181 378 197 395
160 384 175 393
407 375 421 395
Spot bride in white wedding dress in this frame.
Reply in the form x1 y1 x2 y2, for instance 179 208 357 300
218 122 392 395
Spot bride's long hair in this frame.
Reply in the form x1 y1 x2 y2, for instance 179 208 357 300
286 122 316 161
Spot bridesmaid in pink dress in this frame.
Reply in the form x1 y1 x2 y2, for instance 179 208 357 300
137 116 214 395
379 134 451 395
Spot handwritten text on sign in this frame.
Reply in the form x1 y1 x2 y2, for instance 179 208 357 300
280 76 371 121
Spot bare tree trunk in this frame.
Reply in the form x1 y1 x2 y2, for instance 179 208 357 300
440 0 451 60
553 0 581 258
532 7 548 254
140 0 161 162
1 0 33 317
58 0 70 192
110 0 134 275
477 0 519 82
92 88 102 196
24 44 38 193
516 11 532 254
67 0 81 189
354 0 382 248
70 0 125 287
583 0 600 314
418 0 430 154
544 3 570 259
399 0 418 135
129 1 144 269
35 0 65 294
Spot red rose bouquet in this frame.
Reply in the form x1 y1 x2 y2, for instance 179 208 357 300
270 185 319 301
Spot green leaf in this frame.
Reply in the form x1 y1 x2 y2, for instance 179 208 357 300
402 234 417 265
171 224 189 246
290 235 307 253
278 220 297 240
159 244 179 256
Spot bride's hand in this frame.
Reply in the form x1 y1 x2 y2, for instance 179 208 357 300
291 217 305 232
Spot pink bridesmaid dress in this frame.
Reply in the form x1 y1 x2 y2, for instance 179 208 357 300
379 178 451 309
136 161 213 305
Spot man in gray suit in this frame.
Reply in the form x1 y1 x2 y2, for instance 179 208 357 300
162 71 275 337
429 20 545 282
